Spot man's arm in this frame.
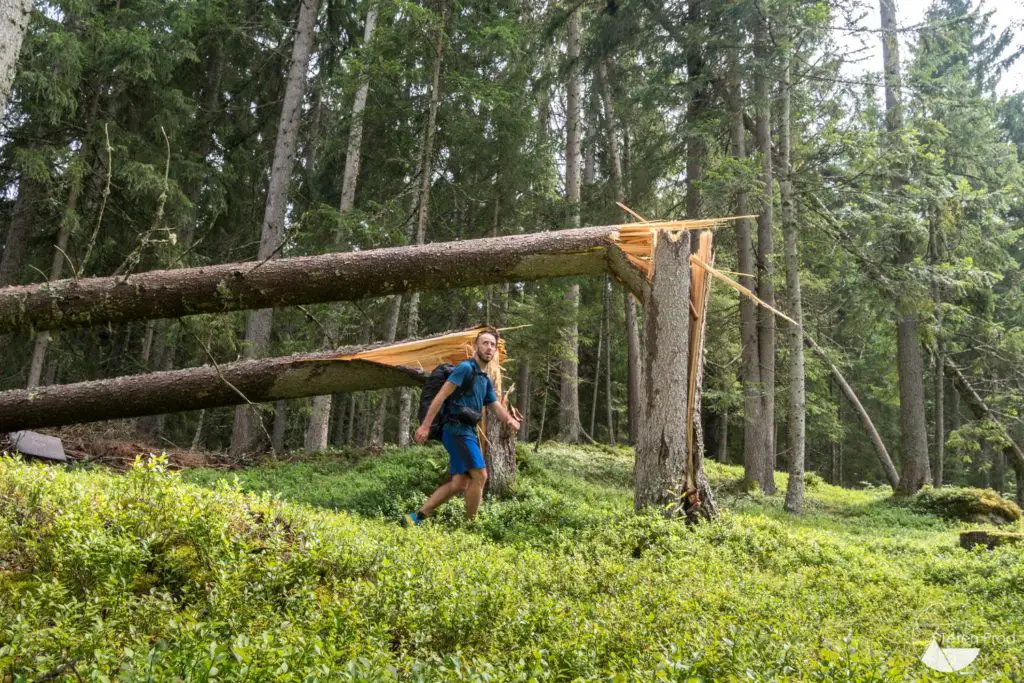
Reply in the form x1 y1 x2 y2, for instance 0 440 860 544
487 400 521 430
413 380 458 444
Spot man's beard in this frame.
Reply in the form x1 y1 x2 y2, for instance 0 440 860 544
475 351 492 365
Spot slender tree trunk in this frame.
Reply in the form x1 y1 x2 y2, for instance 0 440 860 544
934 345 945 487
305 4 379 450
780 43 806 514
728 46 769 492
231 0 321 458
558 7 582 443
397 1 445 445
753 9 777 491
331 394 347 446
604 279 615 446
685 0 705 223
534 357 551 452
716 409 729 463
0 177 38 286
27 183 81 388
370 295 402 444
880 0 931 495
271 400 287 454
517 356 531 440
589 309 603 437
0 0 33 115
596 57 642 445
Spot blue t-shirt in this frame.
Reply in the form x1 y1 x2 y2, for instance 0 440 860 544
444 359 497 437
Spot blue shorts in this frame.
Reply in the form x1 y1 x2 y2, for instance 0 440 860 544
441 427 486 475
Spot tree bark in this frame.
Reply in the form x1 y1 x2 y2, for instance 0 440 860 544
305 3 379 451
0 0 33 115
231 0 321 458
0 226 632 334
934 345 945 487
397 0 446 445
0 347 430 432
780 43 806 514
484 400 517 497
753 8 777 491
558 7 582 443
634 231 715 521
0 176 38 287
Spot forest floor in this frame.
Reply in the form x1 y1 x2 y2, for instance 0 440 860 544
1 439 1022 680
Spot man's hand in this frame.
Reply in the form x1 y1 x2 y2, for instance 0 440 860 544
506 416 521 432
414 423 430 445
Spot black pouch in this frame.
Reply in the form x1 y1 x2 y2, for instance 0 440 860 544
449 404 482 426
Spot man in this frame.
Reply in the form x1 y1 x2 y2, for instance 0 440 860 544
402 328 520 526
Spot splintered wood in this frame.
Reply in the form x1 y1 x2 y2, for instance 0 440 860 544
331 326 506 395
609 214 749 282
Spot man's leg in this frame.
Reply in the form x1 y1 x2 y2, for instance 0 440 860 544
465 468 488 519
420 474 469 517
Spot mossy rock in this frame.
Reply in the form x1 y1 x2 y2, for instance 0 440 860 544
960 530 1024 550
911 486 1021 525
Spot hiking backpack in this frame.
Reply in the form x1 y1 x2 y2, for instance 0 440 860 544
418 362 480 441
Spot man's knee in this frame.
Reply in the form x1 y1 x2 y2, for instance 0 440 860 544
469 468 488 484
451 475 470 493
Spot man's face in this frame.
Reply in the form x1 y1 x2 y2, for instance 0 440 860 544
475 333 497 363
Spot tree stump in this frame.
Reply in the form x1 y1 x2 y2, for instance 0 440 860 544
960 530 1024 550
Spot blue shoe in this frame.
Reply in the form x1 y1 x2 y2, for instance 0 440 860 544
401 512 423 528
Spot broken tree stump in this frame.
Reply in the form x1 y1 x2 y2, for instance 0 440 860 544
960 530 1024 551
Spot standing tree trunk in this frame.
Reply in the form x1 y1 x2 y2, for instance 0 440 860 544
880 0 931 495
516 356 531 440
396 1 445 446
596 57 641 444
370 295 401 444
728 45 770 492
634 231 715 521
0 0 33 115
780 46 806 514
305 3 379 451
231 0 321 458
484 401 517 497
0 177 39 286
604 279 615 445
753 8 777 492
558 7 582 443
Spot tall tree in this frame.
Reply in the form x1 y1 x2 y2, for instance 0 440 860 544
230 0 322 457
752 4 777 493
558 6 582 443
880 0 931 494
780 27 806 513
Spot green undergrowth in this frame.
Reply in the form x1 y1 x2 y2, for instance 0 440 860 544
0 444 1021 681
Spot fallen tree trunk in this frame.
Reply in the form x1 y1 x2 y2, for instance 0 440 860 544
0 226 648 334
944 359 1024 506
0 348 426 432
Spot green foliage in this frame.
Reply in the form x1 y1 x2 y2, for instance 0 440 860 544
2 448 1023 679
911 485 1022 524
